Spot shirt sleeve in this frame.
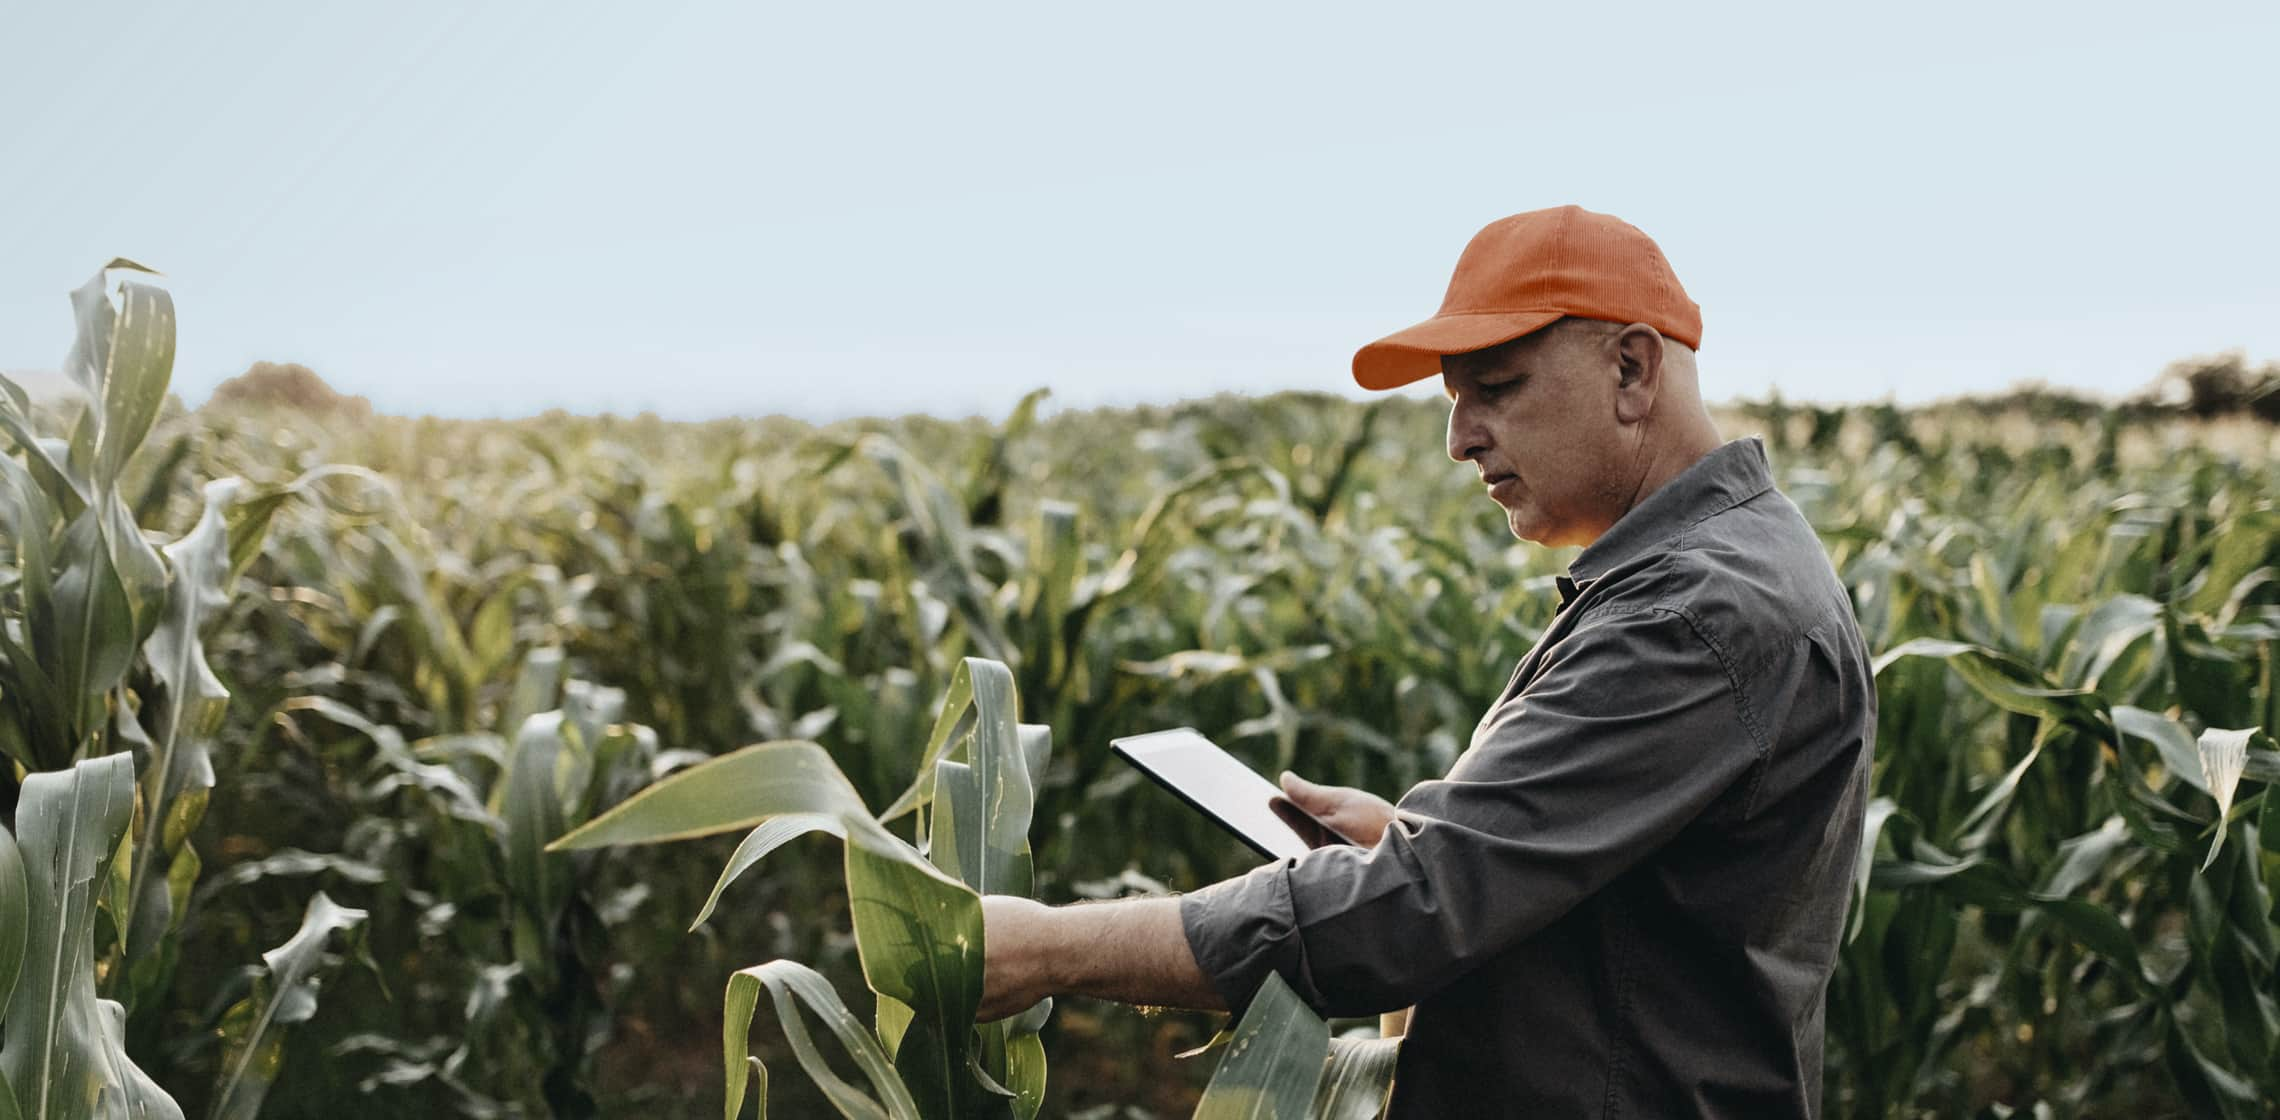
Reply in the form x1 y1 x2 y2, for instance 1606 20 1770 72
1178 604 1765 1018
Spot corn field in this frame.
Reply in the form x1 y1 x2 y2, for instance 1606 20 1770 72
3 265 2278 1117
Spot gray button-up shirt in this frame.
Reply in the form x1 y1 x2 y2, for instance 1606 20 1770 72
1179 437 1875 1118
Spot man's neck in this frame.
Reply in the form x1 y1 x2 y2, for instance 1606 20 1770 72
1582 419 1725 549
1633 423 1726 508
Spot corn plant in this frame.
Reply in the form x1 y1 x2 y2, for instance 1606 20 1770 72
551 657 1049 1118
550 656 1400 1118
0 262 365 1119
264 656 665 1117
1810 427 2280 1117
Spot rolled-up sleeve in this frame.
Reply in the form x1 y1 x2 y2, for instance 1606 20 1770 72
1179 604 1765 1018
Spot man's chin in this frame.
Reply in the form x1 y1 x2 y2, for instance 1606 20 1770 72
1505 510 1566 548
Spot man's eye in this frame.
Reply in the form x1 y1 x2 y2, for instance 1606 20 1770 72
1478 380 1517 397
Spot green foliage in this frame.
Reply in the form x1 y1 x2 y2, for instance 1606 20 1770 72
171 388 2280 1115
549 659 1041 1120
1190 973 1327 1119
0 263 351 1119
13 254 2280 1114
556 659 1396 1119
0 754 179 1120
208 892 369 1120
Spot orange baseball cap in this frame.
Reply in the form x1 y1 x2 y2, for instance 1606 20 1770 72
1351 205 1703 391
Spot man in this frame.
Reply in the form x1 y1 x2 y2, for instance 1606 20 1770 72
980 205 1875 1118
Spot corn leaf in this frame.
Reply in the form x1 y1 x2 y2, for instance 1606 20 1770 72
501 711 581 973
2198 727 2261 872
1311 1036 1400 1120
119 480 241 1005
690 813 847 932
928 759 982 886
725 960 919 1120
0 753 182 1120
849 843 982 1119
881 658 1033 897
209 892 369 1120
2113 706 2211 793
549 741 986 1117
61 261 172 490
0 453 68 770
48 500 141 747
549 740 877 851
1192 971 1329 1120
0 372 86 515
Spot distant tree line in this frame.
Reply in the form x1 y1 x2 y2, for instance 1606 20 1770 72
204 360 372 417
2144 349 2280 422
197 349 2280 424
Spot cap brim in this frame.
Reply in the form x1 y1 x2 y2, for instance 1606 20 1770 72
1350 309 1565 391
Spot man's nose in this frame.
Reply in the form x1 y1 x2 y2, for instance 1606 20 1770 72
1447 402 1488 464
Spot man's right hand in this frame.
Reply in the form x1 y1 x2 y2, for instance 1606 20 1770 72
1270 773 1412 1037
1270 771 1399 848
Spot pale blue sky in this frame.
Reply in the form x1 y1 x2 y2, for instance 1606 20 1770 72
3 1 2274 421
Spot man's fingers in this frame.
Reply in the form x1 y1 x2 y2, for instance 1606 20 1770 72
1278 770 1328 807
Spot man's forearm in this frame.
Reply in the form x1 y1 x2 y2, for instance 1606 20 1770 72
979 895 1227 1019
1047 897 1227 1011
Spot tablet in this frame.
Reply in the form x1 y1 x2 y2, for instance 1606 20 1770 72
1111 727 1360 861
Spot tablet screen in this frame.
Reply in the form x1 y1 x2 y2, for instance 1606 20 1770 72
1111 728 1352 861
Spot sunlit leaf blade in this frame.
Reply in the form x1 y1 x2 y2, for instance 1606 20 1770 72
1002 1031 1046 1120
726 960 919 1120
876 995 915 1060
964 660 1033 898
724 965 761 1120
1192 971 1329 1119
549 740 874 851
1312 1036 1401 1120
209 892 368 1120
548 739 986 1115
1015 724 1049 794
121 479 241 999
879 658 1033 897
847 843 982 1119
48 501 137 741
2113 706 2211 793
880 662 979 822
501 711 578 972
690 813 847 932
928 759 980 887
0 754 182 1120
88 278 174 488
1848 798 1899 944
2198 727 2259 872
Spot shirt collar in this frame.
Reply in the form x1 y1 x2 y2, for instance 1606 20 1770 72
1563 436 1775 594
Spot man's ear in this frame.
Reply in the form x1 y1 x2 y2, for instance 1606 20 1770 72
1612 324 1663 425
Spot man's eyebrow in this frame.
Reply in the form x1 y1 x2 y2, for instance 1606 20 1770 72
1446 361 1528 395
